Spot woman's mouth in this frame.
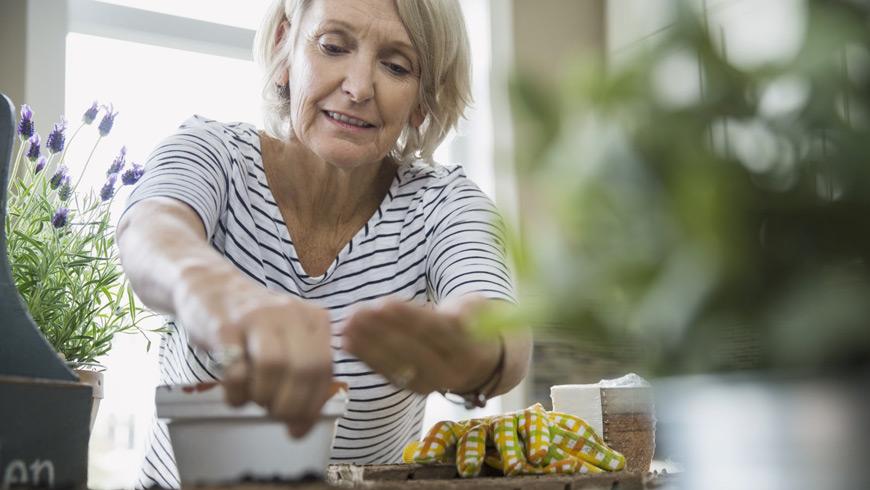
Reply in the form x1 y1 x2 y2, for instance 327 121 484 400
323 111 376 130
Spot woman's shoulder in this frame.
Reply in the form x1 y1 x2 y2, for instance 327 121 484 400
396 160 474 193
170 115 259 150
160 115 262 165
394 160 493 218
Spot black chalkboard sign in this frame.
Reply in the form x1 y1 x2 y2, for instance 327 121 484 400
0 93 92 489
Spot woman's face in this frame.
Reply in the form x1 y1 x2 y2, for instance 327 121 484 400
283 0 423 169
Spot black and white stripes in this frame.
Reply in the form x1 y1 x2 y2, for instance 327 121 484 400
125 115 514 488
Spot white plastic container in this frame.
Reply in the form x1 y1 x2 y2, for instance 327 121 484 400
156 383 348 485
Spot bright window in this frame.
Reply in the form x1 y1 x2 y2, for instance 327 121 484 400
65 30 264 490
92 0 273 30
64 33 262 201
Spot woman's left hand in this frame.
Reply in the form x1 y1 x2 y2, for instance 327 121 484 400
341 296 502 394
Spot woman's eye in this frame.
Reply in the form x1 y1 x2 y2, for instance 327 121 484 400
384 62 410 76
320 43 346 55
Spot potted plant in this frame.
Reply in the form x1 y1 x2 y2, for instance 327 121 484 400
6 101 154 429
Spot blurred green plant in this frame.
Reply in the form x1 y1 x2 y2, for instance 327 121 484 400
6 102 157 368
510 0 870 375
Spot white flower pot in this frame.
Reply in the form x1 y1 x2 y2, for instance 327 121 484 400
73 368 104 432
156 383 348 485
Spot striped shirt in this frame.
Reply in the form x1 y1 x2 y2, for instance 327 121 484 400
125 115 515 488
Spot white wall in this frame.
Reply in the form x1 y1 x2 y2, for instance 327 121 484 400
0 1 27 110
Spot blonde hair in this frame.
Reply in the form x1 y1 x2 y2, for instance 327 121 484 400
253 0 472 164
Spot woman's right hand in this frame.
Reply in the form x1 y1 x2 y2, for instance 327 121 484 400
172 260 334 438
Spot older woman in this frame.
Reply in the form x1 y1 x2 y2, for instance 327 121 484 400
118 0 532 487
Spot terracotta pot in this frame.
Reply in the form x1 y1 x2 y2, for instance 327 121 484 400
73 369 104 432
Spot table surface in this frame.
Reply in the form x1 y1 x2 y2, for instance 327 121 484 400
181 464 678 490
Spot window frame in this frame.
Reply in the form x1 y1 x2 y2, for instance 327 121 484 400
21 0 256 140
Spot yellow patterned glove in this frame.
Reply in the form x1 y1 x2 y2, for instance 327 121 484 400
549 411 626 472
488 413 528 476
456 422 488 477
403 403 626 478
402 420 463 464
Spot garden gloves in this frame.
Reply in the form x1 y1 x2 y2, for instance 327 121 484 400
402 403 626 478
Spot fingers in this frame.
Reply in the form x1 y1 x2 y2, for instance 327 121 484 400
287 311 334 437
343 304 446 393
271 376 316 437
213 298 334 436
456 423 488 477
297 367 335 434
517 403 551 465
403 300 502 393
182 382 218 393
269 353 333 438
491 414 528 476
218 326 250 407
343 298 496 393
246 326 288 408
222 359 250 407
376 300 462 360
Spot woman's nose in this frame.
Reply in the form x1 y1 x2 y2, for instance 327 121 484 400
341 59 375 104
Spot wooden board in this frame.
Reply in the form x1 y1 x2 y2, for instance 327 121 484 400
182 465 677 489
179 464 676 489
0 376 92 489
324 464 672 490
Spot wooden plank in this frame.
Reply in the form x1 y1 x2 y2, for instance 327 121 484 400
326 465 650 489
183 467 672 489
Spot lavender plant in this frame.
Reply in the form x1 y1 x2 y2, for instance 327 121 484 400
6 102 155 368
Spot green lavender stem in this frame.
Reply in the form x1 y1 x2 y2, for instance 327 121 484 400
6 139 46 230
8 137 25 193
74 135 103 192
12 154 56 233
60 122 85 166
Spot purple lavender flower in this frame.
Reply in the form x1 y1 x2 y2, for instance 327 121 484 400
121 163 144 185
82 101 99 125
34 156 47 174
51 207 69 229
100 173 118 202
49 165 69 190
17 104 34 138
26 134 41 161
98 104 118 137
46 118 67 154
107 146 126 176
58 176 73 201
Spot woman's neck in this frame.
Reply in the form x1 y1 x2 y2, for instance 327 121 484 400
260 133 396 231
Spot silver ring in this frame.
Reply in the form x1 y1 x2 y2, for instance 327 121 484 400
391 365 417 390
210 344 246 369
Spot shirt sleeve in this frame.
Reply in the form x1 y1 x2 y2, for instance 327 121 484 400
122 115 232 239
425 169 517 304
